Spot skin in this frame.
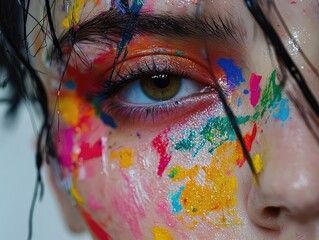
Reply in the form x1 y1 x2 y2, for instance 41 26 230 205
30 0 319 239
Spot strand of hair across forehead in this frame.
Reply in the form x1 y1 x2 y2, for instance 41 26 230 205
194 0 257 177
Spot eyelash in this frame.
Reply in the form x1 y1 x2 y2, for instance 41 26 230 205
92 57 218 125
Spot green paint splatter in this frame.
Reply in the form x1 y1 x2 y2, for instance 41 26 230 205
174 70 287 157
168 167 178 178
252 70 282 121
175 51 184 56
175 130 196 151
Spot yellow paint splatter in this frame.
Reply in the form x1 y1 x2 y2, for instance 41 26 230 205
169 141 243 225
63 0 87 29
59 92 81 126
70 168 85 205
153 226 174 240
110 148 134 168
252 154 263 175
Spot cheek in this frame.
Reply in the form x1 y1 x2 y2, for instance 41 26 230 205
53 94 253 239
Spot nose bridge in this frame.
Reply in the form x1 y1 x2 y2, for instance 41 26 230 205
256 107 319 218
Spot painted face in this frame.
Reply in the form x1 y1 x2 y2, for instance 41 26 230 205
40 0 319 239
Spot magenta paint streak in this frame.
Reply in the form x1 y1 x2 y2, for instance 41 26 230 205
112 172 145 240
151 131 172 177
249 73 262 108
58 128 75 167
79 139 102 161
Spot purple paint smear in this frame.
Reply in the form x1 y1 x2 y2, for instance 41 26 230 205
249 73 262 108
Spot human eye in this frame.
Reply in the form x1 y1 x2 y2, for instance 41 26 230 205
94 54 220 126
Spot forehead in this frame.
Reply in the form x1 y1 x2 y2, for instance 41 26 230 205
54 0 247 34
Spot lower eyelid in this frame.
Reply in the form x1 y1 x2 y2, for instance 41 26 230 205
101 90 220 127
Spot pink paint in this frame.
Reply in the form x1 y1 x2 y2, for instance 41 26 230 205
79 139 103 161
249 73 262 108
156 200 178 227
290 1 297 4
151 130 172 177
58 128 75 168
112 172 145 240
88 192 104 211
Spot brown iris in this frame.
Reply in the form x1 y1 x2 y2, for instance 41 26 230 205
140 74 181 101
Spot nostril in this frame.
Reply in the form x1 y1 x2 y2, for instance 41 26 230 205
263 206 281 219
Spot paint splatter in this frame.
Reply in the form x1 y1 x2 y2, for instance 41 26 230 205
70 168 85 205
153 226 174 240
249 73 262 108
169 140 244 225
152 131 172 177
273 98 290 122
62 0 89 29
79 139 103 161
88 192 104 211
80 208 112 240
59 93 81 126
252 154 263 175
252 70 282 120
217 58 245 90
100 112 117 128
170 186 185 213
110 147 134 168
156 201 178 227
112 172 146 239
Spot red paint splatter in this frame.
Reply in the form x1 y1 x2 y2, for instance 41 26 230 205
237 123 257 167
249 73 262 108
80 209 111 240
151 130 171 177
290 1 297 4
79 139 102 161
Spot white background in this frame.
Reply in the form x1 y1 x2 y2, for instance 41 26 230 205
0 103 91 240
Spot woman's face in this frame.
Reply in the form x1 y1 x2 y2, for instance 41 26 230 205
36 0 319 239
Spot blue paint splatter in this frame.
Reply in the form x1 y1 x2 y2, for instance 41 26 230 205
238 97 242 107
100 112 117 128
64 80 76 90
217 58 245 90
273 98 290 122
243 89 249 95
171 186 185 213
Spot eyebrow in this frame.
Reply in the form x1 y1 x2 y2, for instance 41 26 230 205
51 10 247 60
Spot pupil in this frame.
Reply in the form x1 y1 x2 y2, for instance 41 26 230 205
152 74 170 89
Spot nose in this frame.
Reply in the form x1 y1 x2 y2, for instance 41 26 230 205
247 107 319 232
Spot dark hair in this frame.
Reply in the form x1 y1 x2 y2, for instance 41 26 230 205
1 0 318 239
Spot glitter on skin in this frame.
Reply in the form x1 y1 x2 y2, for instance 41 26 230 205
169 140 244 225
249 73 262 108
217 58 245 90
110 147 134 168
152 130 172 177
153 226 175 240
